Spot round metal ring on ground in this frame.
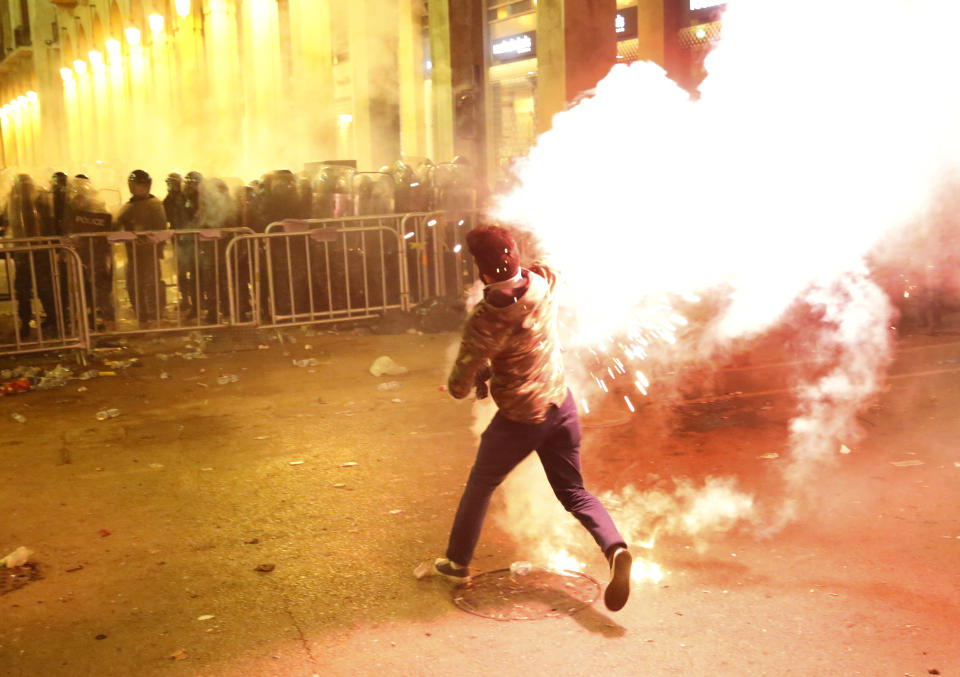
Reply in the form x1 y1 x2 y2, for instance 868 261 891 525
452 567 601 621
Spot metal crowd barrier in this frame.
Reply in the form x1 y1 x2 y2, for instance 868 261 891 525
399 210 480 305
0 242 90 356
63 227 256 336
0 210 479 358
226 219 407 328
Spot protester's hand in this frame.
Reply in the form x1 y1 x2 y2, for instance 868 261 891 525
474 364 491 400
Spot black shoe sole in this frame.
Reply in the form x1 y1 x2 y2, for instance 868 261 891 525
604 549 632 611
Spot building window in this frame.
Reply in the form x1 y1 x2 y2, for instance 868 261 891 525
487 0 534 23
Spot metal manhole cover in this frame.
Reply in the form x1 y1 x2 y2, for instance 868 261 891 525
453 567 601 620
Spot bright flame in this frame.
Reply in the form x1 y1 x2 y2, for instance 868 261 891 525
25 91 37 103
545 549 584 573
175 0 191 18
491 0 960 536
73 59 87 75
148 14 165 34
125 27 141 46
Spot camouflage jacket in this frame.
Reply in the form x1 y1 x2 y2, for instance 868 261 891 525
448 263 567 424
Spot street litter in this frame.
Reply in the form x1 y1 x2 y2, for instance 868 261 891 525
1 546 34 568
839 444 852 455
77 386 88 392
170 649 187 661
340 461 359 467
757 453 779 459
95 408 121 421
389 509 403 515
289 460 305 466
293 358 320 367
369 355 408 377
182 352 207 360
891 460 924 467
377 381 402 391
391 398 402 403
77 369 100 380
11 412 26 424
254 563 275 572
332 483 346 488
413 561 432 579
2 377 32 395
103 358 141 369
160 372 170 380
197 615 215 621
217 374 239 385
149 463 165 469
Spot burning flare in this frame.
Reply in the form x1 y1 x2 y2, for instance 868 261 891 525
487 0 960 577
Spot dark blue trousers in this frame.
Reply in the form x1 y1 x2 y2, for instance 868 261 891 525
445 389 626 566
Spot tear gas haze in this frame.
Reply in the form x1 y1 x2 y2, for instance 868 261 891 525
485 0 960 576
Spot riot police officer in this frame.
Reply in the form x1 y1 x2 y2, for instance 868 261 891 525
117 170 167 328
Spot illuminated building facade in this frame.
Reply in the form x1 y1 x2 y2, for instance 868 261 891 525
0 0 720 189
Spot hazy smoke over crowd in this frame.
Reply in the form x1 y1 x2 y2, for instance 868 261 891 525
484 0 960 570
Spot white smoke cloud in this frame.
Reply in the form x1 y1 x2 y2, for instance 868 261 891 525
483 0 960 565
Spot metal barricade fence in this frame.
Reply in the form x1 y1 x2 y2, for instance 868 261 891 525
226 221 407 328
0 211 478 357
265 211 480 310
399 210 480 306
64 227 255 335
0 241 90 356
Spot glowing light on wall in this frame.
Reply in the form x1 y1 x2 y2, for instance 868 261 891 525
175 0 191 18
89 50 104 67
60 67 74 81
26 91 38 103
148 14 165 34
105 39 121 60
73 59 88 75
16 96 27 106
125 27 141 46
338 113 353 124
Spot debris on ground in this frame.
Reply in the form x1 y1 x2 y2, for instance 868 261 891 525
254 563 275 572
377 381 402 391
11 412 27 423
95 408 121 421
340 461 358 467
103 358 141 370
293 358 320 368
197 615 215 621
369 355 408 377
1 546 34 568
170 649 187 661
890 460 924 467
216 374 239 385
